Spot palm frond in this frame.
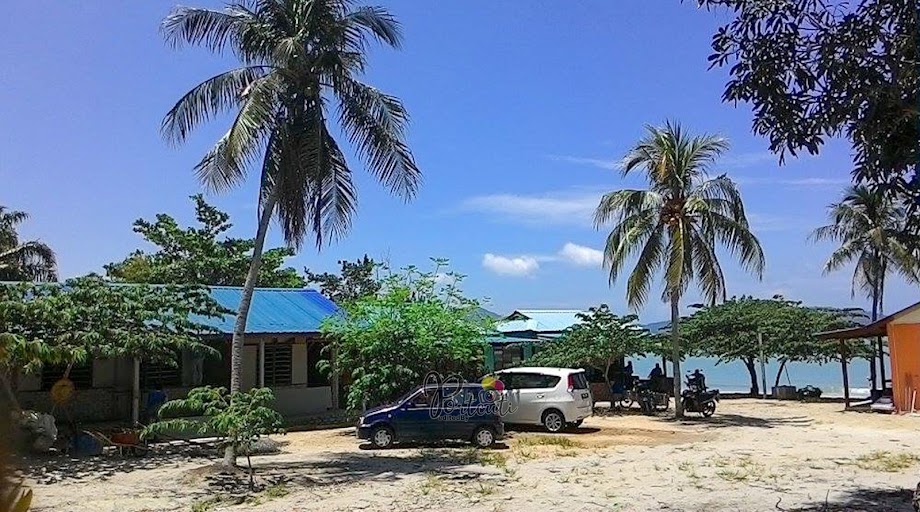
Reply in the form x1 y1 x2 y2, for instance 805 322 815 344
344 5 403 48
701 212 765 278
161 66 271 145
335 78 419 199
625 224 665 309
160 6 251 53
601 210 658 287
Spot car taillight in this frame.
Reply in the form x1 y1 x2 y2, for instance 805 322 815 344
567 374 575 393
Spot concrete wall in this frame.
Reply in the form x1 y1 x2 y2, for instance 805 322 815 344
272 385 333 416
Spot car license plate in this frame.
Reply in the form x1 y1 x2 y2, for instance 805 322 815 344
581 392 589 399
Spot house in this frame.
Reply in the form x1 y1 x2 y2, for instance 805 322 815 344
485 309 586 371
16 286 340 422
816 300 920 411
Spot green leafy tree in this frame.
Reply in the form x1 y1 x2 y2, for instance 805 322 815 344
695 0 918 207
682 297 871 394
105 195 304 288
143 386 284 479
594 121 764 416
320 261 491 410
528 305 651 390
0 207 56 283
0 276 228 411
810 185 919 385
159 1 420 464
304 255 380 304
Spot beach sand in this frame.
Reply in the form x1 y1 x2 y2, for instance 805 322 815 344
23 399 920 511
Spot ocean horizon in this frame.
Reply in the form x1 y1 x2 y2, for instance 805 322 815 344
631 355 875 399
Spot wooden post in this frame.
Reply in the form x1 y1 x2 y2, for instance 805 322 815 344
840 341 850 409
258 339 265 388
132 357 140 425
758 333 767 399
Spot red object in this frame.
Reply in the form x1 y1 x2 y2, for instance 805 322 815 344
567 374 575 392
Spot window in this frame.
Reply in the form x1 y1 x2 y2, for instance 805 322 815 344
307 341 330 387
263 340 292 386
492 344 522 371
140 353 182 388
202 340 230 387
570 372 589 390
42 362 93 390
506 372 560 390
408 390 433 407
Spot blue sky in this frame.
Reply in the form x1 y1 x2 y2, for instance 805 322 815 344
2 1 916 321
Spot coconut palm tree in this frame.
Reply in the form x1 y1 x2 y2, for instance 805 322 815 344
160 0 420 462
594 121 764 416
810 185 918 389
0 207 56 282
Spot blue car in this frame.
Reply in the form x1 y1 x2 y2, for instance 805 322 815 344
356 383 504 449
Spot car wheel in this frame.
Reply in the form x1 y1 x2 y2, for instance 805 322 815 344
370 425 394 449
568 419 584 429
471 426 496 448
542 410 565 433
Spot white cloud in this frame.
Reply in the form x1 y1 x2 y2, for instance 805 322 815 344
558 242 604 267
482 253 540 277
459 190 602 227
548 155 619 170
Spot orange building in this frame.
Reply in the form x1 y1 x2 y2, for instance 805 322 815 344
817 301 920 412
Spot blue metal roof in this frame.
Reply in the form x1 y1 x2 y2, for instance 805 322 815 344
196 287 339 334
495 309 586 334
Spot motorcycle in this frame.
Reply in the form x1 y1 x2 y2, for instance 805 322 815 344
681 370 720 417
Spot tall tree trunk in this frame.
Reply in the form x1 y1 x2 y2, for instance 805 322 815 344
661 355 668 378
223 189 278 467
744 357 759 396
876 267 886 389
773 358 787 389
670 296 683 418
0 372 20 411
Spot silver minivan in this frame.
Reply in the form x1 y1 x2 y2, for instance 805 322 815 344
490 367 593 432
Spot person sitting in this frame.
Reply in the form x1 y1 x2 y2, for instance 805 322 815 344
648 363 663 380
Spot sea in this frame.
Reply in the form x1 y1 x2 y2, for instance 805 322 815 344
630 356 874 398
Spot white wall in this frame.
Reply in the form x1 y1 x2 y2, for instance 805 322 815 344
272 385 333 416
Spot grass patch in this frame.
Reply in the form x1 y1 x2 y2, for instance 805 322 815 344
191 498 221 512
418 473 448 496
516 435 583 449
854 451 919 473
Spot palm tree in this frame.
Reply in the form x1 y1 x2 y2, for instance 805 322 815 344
810 185 918 389
0 207 56 282
160 0 420 462
594 122 764 417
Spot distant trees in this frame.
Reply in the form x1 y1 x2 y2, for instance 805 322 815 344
528 305 652 390
0 207 56 282
320 261 491 410
594 121 764 416
681 296 870 395
304 255 380 305
105 195 304 288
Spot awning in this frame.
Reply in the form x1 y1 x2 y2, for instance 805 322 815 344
814 301 920 340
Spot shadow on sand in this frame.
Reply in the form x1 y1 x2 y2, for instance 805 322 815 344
16 445 215 484
665 413 813 429
783 487 915 512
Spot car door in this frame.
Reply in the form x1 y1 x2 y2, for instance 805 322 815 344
494 371 524 424
439 387 474 440
392 389 441 442
514 372 559 424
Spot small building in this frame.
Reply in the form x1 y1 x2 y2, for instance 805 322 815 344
816 300 920 411
16 286 340 422
485 309 586 371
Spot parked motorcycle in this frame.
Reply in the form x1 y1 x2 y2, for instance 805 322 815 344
681 369 720 417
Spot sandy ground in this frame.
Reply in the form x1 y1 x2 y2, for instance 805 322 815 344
21 399 920 512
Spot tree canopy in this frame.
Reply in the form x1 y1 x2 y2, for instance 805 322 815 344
681 296 871 394
320 260 491 410
0 207 56 283
697 0 918 205
304 255 380 305
105 195 304 287
528 305 652 385
0 276 229 407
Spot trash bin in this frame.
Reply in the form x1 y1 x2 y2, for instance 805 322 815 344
773 385 797 400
